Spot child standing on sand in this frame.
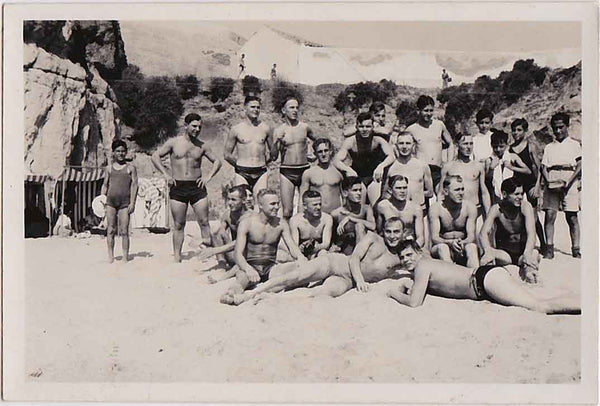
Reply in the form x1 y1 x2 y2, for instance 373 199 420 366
101 139 138 263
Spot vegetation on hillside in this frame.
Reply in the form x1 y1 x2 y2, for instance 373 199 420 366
209 77 235 103
175 74 200 100
271 80 304 113
333 80 398 112
241 75 262 97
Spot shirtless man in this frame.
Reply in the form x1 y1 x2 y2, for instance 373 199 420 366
386 131 433 212
299 138 343 214
374 175 425 247
289 191 333 259
479 178 540 283
196 185 250 283
334 112 396 205
330 176 376 255
272 96 317 220
220 189 306 303
406 95 454 191
151 113 222 262
225 95 273 197
226 217 406 305
429 175 479 268
385 239 580 315
439 133 491 218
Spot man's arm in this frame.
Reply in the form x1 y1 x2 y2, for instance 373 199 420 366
315 214 334 252
348 232 374 292
373 137 396 181
565 157 582 191
199 145 223 187
349 205 376 231
479 164 491 214
522 201 537 255
413 204 425 248
151 139 176 184
197 220 235 260
374 202 385 233
224 127 238 167
479 204 499 253
423 163 434 198
298 170 312 214
388 264 431 307
332 138 358 176
507 153 532 175
437 163 449 197
463 203 477 245
101 167 110 196
270 125 283 162
234 218 260 282
263 123 274 164
441 122 455 163
281 221 307 262
289 215 301 246
128 165 139 214
428 204 450 245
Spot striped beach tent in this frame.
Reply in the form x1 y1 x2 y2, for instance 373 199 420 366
55 167 106 233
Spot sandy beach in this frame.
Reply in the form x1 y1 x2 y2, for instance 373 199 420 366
24 218 581 384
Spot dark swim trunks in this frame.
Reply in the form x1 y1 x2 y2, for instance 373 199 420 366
470 265 500 301
279 164 310 187
235 165 268 190
169 180 207 205
429 164 442 189
247 258 277 286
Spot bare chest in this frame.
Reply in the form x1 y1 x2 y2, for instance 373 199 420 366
171 141 204 161
309 168 343 187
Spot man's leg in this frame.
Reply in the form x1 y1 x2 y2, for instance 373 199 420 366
117 207 131 262
480 248 513 266
207 264 239 284
464 242 480 268
565 211 580 257
483 267 580 314
366 181 382 207
431 243 452 263
253 171 270 197
191 197 212 247
279 173 296 221
543 209 557 259
105 205 117 263
265 275 353 300
170 199 188 263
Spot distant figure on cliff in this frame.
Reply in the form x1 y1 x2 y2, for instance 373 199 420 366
238 54 246 79
442 69 452 89
270 63 277 80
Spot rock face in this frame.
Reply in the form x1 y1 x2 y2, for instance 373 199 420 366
23 21 126 177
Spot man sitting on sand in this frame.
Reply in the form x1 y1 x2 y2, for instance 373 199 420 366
429 175 479 268
224 217 406 306
196 185 251 283
480 177 540 283
299 138 344 214
330 176 376 255
290 191 333 259
220 189 307 304
385 239 580 315
374 175 424 247
151 113 223 262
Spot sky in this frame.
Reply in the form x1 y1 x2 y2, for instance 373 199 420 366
221 21 580 53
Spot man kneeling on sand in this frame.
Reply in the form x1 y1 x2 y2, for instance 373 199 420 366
385 239 580 315
224 217 406 306
220 189 306 304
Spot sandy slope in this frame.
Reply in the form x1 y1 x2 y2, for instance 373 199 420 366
24 220 580 383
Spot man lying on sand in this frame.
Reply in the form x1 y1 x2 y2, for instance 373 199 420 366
385 239 580 315
220 189 306 304
224 217 406 306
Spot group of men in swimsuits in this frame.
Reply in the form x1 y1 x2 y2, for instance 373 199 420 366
143 92 580 315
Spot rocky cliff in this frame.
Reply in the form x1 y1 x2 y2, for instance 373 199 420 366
23 21 126 177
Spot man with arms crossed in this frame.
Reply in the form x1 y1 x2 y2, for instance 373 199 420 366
272 96 318 221
152 113 222 262
438 132 491 218
220 189 306 304
374 175 425 247
226 217 406 305
225 96 273 197
429 175 479 268
385 239 580 315
299 138 344 214
479 177 540 283
289 191 333 259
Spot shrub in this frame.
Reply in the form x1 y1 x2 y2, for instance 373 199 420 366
333 81 397 112
395 100 419 127
110 64 145 128
242 75 262 97
209 77 235 103
271 79 304 113
175 74 199 100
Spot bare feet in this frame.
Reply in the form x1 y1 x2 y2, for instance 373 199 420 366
108 256 115 264
220 293 235 305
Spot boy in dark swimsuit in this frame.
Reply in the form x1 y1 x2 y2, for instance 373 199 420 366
386 239 580 315
102 139 138 263
479 177 540 283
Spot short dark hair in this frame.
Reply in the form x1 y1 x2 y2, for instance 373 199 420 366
551 112 570 127
369 101 386 114
184 113 201 124
388 174 409 188
398 238 422 254
455 132 472 143
416 95 435 110
511 118 529 132
228 185 248 199
244 95 261 105
356 112 373 125
443 174 463 189
501 177 523 195
111 139 127 151
476 108 493 122
302 190 321 201
342 176 362 190
257 188 278 201
490 129 509 145
313 138 332 152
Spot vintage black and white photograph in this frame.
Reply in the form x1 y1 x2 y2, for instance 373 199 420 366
3 2 598 404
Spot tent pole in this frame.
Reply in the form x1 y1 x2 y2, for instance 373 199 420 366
60 166 66 229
